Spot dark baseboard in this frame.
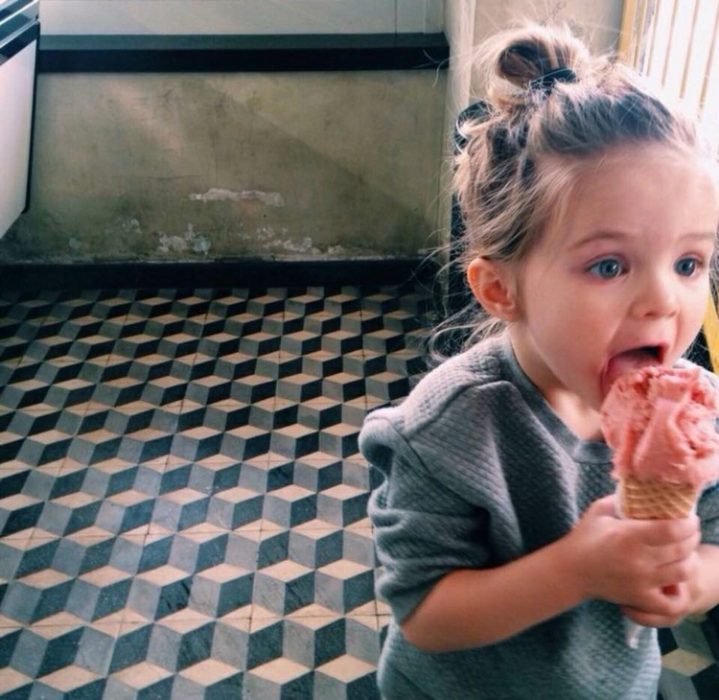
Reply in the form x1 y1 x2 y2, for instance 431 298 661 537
38 33 449 73
0 257 438 292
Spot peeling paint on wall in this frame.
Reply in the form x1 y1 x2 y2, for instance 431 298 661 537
189 188 285 207
105 217 143 239
251 226 347 256
156 223 212 257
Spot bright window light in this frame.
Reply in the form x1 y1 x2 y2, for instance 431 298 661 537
623 0 719 156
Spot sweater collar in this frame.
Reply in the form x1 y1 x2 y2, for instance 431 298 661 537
491 334 613 465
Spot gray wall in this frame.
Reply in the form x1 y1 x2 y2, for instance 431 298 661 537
0 70 447 262
39 0 445 35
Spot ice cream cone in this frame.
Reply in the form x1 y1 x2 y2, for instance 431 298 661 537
615 476 701 648
617 476 699 520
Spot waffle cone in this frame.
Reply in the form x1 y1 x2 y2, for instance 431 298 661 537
618 476 699 519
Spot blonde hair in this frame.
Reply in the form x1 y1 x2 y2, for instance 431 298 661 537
441 22 710 353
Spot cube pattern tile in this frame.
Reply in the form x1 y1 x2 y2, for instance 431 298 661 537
0 284 716 699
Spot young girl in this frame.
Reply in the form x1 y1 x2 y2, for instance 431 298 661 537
359 24 719 699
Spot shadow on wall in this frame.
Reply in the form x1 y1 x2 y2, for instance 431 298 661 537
0 71 447 263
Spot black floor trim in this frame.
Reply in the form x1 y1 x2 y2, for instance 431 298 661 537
0 257 438 291
38 33 449 73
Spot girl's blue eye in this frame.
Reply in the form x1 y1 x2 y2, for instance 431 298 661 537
588 258 624 279
675 257 698 276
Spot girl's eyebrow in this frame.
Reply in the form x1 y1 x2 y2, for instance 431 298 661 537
571 229 716 249
569 230 630 250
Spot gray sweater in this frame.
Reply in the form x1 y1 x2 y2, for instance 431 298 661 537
359 335 719 700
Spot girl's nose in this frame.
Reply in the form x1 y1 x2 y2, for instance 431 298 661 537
630 271 680 319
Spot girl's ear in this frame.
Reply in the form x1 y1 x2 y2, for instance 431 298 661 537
466 257 520 321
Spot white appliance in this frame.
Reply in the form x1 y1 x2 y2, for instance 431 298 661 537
0 0 38 239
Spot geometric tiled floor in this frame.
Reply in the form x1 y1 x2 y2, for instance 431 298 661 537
0 284 717 699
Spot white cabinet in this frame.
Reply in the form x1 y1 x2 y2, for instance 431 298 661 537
0 0 38 239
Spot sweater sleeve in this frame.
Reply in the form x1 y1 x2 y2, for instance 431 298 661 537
360 410 492 624
688 364 719 544
698 482 719 544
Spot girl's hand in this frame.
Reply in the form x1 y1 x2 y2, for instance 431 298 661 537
622 548 703 628
562 494 701 614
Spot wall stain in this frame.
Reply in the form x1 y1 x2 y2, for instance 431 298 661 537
189 188 285 207
156 223 212 257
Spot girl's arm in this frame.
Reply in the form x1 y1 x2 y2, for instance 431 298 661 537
401 534 584 651
402 495 701 653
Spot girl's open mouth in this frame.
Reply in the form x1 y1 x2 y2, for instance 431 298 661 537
600 345 664 398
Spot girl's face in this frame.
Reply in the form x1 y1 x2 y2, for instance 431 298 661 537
509 144 719 435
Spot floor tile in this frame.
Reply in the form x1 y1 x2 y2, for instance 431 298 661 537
0 283 714 699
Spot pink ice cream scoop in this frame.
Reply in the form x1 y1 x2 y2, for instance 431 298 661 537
601 366 719 493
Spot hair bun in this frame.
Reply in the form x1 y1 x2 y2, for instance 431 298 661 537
483 23 591 110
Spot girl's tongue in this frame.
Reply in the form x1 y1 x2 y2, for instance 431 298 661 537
601 348 661 398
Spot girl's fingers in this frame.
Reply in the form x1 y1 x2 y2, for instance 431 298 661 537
636 515 700 547
588 494 617 517
621 583 693 626
650 531 702 568
653 558 696 588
